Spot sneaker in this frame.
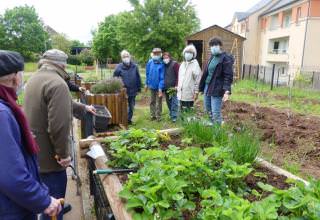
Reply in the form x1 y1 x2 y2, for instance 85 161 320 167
171 118 177 123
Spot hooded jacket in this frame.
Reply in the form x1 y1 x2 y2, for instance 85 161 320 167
177 45 202 101
145 59 165 91
199 52 234 97
113 62 142 96
24 62 86 173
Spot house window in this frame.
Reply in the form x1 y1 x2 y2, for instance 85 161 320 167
296 7 301 23
283 10 292 28
273 41 280 53
270 14 279 30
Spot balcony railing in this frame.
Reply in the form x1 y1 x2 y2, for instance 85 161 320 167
269 49 288 54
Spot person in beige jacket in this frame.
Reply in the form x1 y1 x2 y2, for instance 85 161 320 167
177 44 202 111
24 49 95 220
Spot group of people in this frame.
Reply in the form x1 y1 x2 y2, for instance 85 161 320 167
114 37 234 125
0 36 233 219
0 49 96 219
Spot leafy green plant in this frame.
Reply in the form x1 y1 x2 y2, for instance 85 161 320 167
91 77 123 94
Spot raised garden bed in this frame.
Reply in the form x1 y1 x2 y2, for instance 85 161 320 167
80 125 320 220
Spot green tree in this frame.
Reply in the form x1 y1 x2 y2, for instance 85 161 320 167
79 49 95 66
51 33 72 54
70 39 85 48
117 0 200 63
92 14 122 63
0 5 49 60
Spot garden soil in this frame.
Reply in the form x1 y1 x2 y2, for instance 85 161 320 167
223 101 320 179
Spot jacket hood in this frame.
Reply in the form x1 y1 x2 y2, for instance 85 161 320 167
183 44 197 59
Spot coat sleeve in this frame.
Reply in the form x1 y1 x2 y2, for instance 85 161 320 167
0 111 51 213
145 61 150 87
72 101 86 120
66 80 80 92
158 64 165 91
136 66 142 92
113 65 120 77
173 62 180 87
46 83 71 159
193 62 202 94
222 55 234 93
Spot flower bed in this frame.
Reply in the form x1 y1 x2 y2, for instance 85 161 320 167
83 123 320 220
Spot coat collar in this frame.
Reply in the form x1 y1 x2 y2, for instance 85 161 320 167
38 61 70 80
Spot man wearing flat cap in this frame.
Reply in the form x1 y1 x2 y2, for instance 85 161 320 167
24 49 96 220
0 50 62 219
145 48 165 121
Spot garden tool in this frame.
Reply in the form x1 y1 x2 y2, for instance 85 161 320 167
93 168 136 175
51 199 65 220
55 155 82 195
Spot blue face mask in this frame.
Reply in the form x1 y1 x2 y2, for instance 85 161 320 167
211 46 221 55
152 55 161 61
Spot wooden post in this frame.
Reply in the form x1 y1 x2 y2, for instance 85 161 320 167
248 65 252 79
263 66 266 83
242 64 246 80
271 64 276 90
256 65 260 81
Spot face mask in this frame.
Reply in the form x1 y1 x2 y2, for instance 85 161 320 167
122 57 130 65
152 55 161 61
163 58 170 64
184 52 193 61
211 46 221 55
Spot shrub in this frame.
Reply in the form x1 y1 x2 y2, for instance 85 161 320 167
68 55 81 65
79 49 95 66
91 77 123 94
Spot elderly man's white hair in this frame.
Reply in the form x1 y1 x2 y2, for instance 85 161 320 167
120 50 131 58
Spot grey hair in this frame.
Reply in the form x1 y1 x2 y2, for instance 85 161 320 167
120 50 130 58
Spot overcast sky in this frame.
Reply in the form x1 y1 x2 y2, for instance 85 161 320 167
0 0 254 44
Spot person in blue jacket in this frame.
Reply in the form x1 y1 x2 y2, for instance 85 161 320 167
145 48 165 121
114 50 142 125
0 50 62 220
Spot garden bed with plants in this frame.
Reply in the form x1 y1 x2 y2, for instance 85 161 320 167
86 119 320 220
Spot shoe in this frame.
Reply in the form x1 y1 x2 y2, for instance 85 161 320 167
63 203 72 215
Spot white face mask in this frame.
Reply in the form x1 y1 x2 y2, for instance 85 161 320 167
122 57 130 65
163 58 170 64
184 52 193 61
211 46 221 55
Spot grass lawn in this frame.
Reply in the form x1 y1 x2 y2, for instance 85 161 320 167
231 80 320 116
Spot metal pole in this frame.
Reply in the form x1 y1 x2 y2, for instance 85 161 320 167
263 66 266 83
242 64 246 80
256 64 260 81
271 64 276 90
311 71 315 88
277 68 280 87
248 65 252 79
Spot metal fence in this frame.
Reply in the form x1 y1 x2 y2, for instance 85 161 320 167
88 158 115 220
242 64 320 90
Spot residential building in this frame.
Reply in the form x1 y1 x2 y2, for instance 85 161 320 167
259 0 320 73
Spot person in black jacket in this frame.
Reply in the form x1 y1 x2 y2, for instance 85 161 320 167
199 37 234 125
113 50 142 124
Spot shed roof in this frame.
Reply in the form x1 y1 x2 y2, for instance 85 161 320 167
186 25 246 40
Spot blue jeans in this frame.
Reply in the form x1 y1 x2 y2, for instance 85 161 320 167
128 96 136 122
211 96 223 125
203 85 212 117
40 170 67 220
164 90 178 120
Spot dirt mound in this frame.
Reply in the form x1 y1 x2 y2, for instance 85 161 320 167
223 101 320 179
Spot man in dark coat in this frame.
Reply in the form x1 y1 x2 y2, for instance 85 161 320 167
199 37 234 125
162 52 179 122
113 50 142 124
0 50 62 220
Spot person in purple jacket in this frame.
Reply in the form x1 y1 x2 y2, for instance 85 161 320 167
0 50 62 220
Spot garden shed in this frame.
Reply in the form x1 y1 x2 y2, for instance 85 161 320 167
186 25 246 79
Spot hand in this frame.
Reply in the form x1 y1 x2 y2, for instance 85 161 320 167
85 105 97 115
56 156 72 168
144 86 148 92
158 90 163 98
79 87 86 92
193 93 199 101
223 92 230 102
44 197 62 216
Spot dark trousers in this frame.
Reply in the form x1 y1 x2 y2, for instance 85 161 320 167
128 95 136 122
164 90 178 120
180 101 194 111
40 170 67 220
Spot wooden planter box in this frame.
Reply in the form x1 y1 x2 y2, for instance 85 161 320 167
85 88 128 128
81 82 98 91
79 128 309 220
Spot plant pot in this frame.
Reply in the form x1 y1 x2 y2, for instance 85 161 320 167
93 105 112 133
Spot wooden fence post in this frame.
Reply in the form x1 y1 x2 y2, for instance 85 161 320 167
256 65 260 81
271 64 276 90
